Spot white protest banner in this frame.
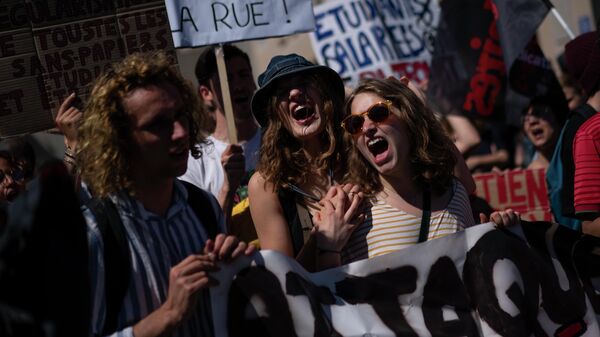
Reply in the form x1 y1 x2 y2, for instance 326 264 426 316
310 0 440 86
211 222 600 336
165 0 315 47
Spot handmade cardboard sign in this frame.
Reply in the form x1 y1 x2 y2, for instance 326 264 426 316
473 168 553 221
0 0 176 137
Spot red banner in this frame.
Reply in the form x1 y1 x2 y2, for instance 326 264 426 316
473 168 553 221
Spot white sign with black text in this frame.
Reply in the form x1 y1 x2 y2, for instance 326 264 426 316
211 222 600 337
165 0 315 47
309 0 440 86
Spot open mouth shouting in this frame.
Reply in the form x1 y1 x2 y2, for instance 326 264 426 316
367 136 390 165
530 127 544 138
291 106 316 125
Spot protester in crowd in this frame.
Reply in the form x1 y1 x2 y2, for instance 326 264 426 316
465 117 511 172
0 151 26 204
0 161 90 336
522 96 567 170
0 138 33 232
325 78 475 265
561 73 585 111
569 31 600 237
397 77 476 194
446 114 481 154
0 151 27 231
546 31 600 232
0 137 35 183
181 45 259 229
77 51 254 337
422 78 481 155
248 54 363 271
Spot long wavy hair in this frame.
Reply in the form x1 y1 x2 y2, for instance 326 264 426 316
78 51 208 197
257 73 347 191
345 78 456 194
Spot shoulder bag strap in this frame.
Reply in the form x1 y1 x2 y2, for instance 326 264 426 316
87 198 130 336
418 185 431 243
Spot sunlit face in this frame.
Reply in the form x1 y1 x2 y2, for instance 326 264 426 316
523 106 557 150
123 82 190 182
350 92 410 177
0 157 25 202
274 74 325 141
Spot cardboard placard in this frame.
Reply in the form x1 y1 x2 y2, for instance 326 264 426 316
0 0 177 138
473 168 553 221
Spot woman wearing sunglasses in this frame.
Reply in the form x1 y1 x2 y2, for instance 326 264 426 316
0 151 26 203
248 54 363 270
338 78 476 263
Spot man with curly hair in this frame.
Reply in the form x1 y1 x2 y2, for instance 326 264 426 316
77 51 253 337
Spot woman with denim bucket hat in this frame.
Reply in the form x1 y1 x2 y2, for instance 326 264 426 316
248 54 364 271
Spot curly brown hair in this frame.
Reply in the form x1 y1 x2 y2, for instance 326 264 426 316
345 78 456 194
257 73 347 191
78 51 208 197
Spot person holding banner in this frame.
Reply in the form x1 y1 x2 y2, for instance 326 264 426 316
522 96 566 170
248 54 363 271
77 51 253 337
569 31 600 237
338 78 476 263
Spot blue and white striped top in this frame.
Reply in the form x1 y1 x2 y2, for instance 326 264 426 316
85 181 225 337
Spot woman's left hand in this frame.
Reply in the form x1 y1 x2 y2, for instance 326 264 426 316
480 208 520 228
313 185 364 252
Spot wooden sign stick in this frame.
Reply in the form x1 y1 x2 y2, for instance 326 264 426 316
214 44 238 144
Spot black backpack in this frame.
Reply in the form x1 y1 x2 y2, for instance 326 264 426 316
86 180 219 335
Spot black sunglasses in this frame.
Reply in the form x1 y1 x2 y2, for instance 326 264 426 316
341 100 392 135
0 167 24 185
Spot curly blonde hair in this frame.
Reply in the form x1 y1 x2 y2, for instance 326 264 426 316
78 51 208 197
257 73 347 191
345 78 456 194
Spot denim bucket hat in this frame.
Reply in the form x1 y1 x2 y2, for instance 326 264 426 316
251 54 345 127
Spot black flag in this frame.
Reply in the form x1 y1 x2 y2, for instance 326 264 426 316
427 0 551 123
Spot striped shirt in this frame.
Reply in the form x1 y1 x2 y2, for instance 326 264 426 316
573 111 600 214
342 179 474 263
85 181 225 337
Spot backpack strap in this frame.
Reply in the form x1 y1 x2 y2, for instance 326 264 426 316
277 188 307 257
180 180 219 240
575 103 597 120
87 198 130 336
